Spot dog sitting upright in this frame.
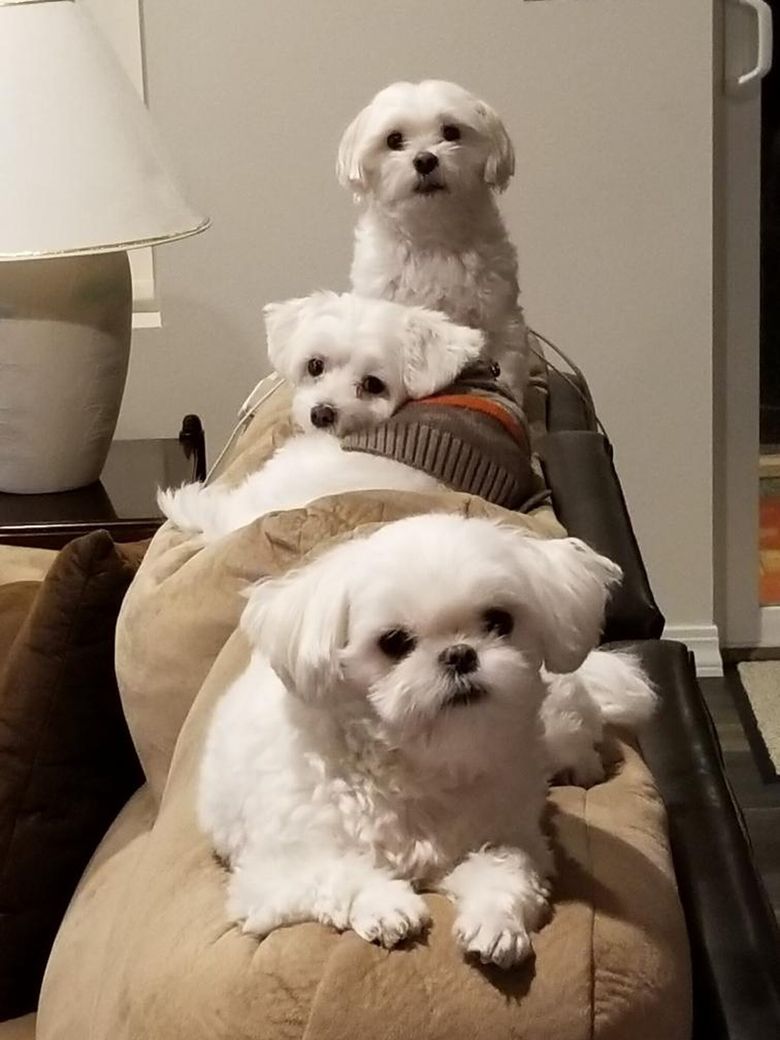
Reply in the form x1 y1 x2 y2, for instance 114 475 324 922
337 80 530 398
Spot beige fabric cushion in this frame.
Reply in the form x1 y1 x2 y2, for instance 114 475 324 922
0 546 56 587
116 383 563 802
38 625 691 1039
37 382 689 1037
216 380 296 487
37 786 156 1040
0 1014 35 1040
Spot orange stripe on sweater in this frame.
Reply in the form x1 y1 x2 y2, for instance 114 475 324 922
418 394 528 448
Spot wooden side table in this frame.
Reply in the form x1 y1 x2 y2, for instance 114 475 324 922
0 415 206 549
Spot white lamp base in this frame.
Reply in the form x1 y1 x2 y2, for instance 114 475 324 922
0 252 132 493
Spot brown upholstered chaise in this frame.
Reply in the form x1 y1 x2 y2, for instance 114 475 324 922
2 370 778 1038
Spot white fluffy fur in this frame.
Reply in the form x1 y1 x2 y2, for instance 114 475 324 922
337 80 530 396
542 650 658 787
199 514 654 966
160 433 441 541
158 293 483 541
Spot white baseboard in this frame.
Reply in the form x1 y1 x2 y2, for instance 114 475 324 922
759 606 780 648
662 624 723 676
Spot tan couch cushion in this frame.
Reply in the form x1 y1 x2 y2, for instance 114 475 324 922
37 386 689 1037
0 546 56 587
38 623 691 1039
116 385 563 802
36 786 157 1040
0 1014 35 1040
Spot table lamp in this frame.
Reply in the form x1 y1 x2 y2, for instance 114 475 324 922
0 0 209 493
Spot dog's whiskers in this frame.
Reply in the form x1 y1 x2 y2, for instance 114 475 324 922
442 681 488 709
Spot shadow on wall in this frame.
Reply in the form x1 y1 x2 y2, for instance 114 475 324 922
119 294 265 454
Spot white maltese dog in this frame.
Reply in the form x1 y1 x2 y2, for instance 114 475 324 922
159 292 486 542
337 80 530 397
199 514 656 966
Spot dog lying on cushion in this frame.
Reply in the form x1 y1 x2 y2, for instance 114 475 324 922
159 292 541 542
199 514 656 967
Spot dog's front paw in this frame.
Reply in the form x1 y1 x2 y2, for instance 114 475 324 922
454 908 532 968
349 879 430 948
228 891 292 938
238 905 282 938
227 875 308 939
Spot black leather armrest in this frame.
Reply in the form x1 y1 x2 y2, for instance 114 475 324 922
545 367 598 433
538 430 664 641
620 640 780 1040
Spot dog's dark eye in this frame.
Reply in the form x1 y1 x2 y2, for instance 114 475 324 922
361 375 386 395
483 608 513 637
386 131 404 150
307 358 324 377
442 124 461 142
378 628 416 659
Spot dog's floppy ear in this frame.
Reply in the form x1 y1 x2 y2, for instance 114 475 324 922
336 104 372 195
263 292 337 379
473 100 515 192
503 530 622 673
263 296 312 379
401 307 485 398
242 539 359 699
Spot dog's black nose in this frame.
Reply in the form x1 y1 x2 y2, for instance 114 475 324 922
413 151 439 176
310 404 336 428
439 643 478 675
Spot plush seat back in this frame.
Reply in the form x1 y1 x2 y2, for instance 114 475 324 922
35 383 689 1040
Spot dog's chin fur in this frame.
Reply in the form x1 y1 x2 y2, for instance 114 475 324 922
337 80 530 396
198 514 656 964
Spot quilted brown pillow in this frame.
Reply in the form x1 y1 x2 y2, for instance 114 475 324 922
0 532 145 1021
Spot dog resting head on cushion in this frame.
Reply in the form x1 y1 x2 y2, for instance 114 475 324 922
159 293 542 541
264 290 487 437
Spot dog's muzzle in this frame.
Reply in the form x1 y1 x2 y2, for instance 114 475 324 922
439 643 478 675
310 404 337 428
439 644 486 708
412 151 445 195
413 151 439 176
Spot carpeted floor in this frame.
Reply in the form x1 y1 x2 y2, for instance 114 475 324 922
735 661 780 780
760 477 780 604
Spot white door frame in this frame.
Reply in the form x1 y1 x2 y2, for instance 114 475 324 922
716 0 773 649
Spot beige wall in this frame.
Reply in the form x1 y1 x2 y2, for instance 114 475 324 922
118 0 715 650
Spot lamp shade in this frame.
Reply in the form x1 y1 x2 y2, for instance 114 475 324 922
0 0 209 259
